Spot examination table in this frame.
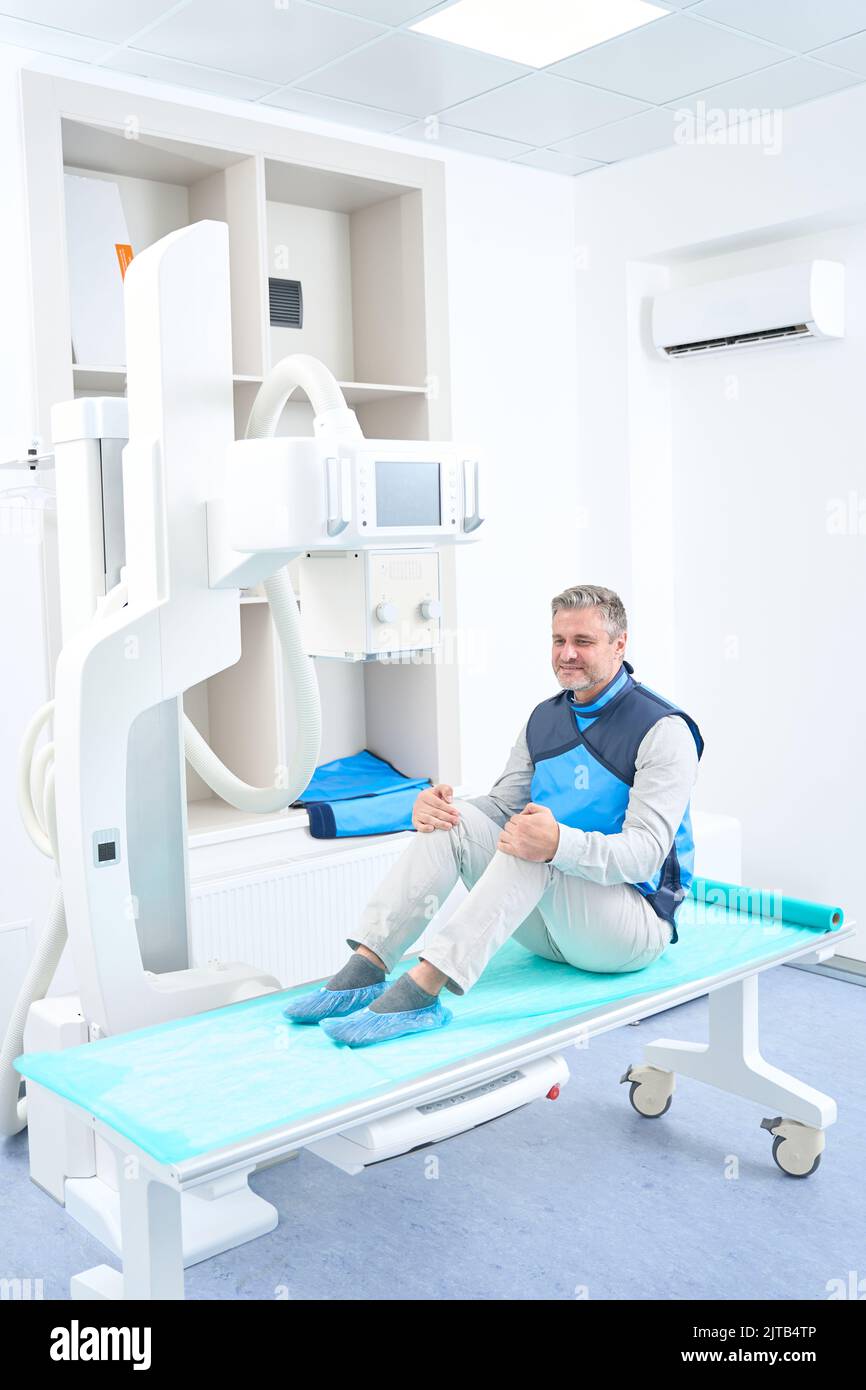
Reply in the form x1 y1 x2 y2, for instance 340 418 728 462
14 880 851 1300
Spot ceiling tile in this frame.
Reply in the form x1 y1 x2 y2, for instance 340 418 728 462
105 48 282 99
666 56 862 117
307 1 445 24
511 149 603 176
812 31 866 77
443 72 646 146
397 120 534 159
136 0 385 85
262 86 412 132
410 0 675 67
692 0 866 54
549 13 786 104
297 30 529 117
552 106 680 162
0 1 177 44
0 14 112 58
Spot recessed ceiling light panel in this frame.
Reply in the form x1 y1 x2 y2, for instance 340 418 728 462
411 0 671 69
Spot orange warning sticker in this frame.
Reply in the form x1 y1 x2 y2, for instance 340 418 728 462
115 243 134 280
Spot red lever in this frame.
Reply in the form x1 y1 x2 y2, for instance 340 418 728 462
546 1084 560 1100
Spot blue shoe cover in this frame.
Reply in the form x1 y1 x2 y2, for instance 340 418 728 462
283 981 388 1024
320 997 452 1047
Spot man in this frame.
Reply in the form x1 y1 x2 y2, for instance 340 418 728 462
285 584 703 1046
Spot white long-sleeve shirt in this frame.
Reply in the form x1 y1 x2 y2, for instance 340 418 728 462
465 713 700 885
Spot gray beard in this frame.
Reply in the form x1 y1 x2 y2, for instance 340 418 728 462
561 673 600 693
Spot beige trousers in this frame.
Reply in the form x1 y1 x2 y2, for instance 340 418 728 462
348 800 671 995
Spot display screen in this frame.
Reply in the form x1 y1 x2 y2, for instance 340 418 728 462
375 460 441 527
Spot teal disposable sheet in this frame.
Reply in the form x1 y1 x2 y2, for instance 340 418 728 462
688 877 844 931
15 895 841 1169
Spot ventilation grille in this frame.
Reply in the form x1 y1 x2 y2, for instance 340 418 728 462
663 323 811 357
387 557 423 580
269 277 303 328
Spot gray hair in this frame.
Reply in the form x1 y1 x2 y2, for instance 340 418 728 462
551 584 628 640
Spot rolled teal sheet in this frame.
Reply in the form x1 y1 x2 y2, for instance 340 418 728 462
14 897 838 1169
689 877 844 932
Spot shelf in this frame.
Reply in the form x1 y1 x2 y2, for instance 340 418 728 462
71 371 422 406
186 795 309 840
339 382 427 406
187 779 473 845
73 366 263 389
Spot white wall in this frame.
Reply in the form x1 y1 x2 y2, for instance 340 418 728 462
445 158 579 796
573 84 866 955
0 48 33 467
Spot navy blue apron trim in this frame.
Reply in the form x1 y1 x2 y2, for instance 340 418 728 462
531 672 638 765
632 688 705 760
532 735 584 765
568 676 635 725
306 803 337 838
644 845 684 943
573 724 633 786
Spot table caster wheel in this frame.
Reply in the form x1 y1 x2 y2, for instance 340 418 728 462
628 1082 672 1118
772 1136 821 1178
620 1062 675 1118
761 1116 824 1177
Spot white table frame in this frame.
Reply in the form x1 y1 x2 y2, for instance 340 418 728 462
56 926 854 1301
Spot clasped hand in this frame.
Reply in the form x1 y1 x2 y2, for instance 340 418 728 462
498 803 560 863
413 785 560 862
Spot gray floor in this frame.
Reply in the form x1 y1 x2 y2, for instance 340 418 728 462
3 964 864 1301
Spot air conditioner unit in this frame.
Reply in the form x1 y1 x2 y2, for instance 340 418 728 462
652 260 845 358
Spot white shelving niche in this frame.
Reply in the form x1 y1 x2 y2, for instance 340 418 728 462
22 72 462 861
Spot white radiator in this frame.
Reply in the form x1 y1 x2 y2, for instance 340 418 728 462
190 840 464 988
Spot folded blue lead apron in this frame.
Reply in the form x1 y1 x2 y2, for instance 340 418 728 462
293 749 431 838
14 887 844 1169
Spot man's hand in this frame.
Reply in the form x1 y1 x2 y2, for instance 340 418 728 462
498 803 560 862
413 783 461 833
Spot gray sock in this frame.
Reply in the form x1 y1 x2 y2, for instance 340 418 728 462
326 952 387 992
370 973 438 1014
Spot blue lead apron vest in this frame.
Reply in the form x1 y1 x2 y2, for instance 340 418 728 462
526 661 704 944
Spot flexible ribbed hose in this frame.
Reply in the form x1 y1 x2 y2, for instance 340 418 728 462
1 703 64 1135
180 355 348 811
245 351 350 432
17 704 55 859
183 564 321 812
244 356 362 809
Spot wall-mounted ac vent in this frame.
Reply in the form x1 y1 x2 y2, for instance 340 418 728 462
665 323 812 357
269 277 303 328
652 261 844 359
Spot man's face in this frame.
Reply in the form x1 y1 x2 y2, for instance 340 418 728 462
551 607 626 698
